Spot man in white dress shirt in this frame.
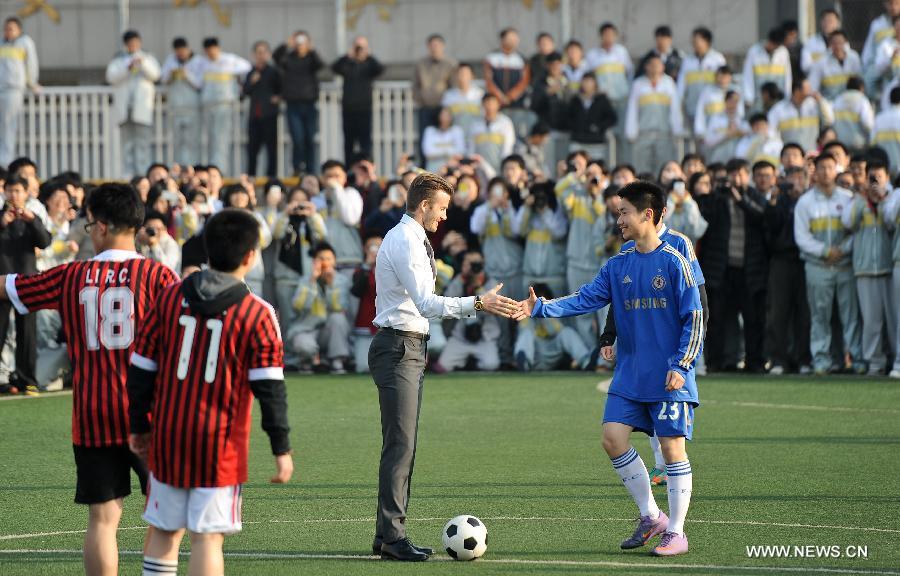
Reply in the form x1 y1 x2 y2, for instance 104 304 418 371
368 173 518 561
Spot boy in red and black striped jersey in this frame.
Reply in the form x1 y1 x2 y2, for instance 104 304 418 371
0 183 179 576
127 208 292 576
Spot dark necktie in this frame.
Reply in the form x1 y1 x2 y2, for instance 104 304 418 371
423 237 436 281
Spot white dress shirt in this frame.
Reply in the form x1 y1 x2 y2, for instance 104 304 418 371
373 214 476 334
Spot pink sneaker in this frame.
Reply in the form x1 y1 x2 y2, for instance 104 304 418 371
651 531 689 556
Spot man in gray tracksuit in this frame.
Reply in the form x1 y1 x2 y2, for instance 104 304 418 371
842 160 896 375
794 153 863 374
880 175 900 379
0 17 39 168
160 37 201 167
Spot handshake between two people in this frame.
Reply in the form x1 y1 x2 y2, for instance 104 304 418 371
477 284 540 322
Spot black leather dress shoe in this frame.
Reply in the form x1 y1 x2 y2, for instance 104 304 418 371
380 538 429 561
373 536 433 556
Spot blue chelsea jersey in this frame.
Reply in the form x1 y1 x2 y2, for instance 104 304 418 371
532 241 703 404
621 224 705 286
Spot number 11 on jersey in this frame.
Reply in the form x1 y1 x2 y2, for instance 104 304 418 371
177 316 223 383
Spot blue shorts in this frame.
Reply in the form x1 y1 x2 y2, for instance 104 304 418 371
602 393 695 439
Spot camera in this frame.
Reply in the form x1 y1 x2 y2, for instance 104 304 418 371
145 226 157 237
469 261 483 275
463 317 483 343
532 189 548 210
870 175 879 186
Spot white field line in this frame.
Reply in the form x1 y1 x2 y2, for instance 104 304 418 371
0 549 897 575
3 515 898 542
0 390 71 402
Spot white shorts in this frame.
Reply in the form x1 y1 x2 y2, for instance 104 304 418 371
143 474 243 534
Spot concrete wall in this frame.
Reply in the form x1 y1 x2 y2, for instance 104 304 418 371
1 0 760 75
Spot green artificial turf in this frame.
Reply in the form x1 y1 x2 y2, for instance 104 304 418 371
0 373 898 575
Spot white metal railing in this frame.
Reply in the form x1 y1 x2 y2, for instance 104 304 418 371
16 81 418 181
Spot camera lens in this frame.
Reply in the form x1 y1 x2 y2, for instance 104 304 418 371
145 227 156 237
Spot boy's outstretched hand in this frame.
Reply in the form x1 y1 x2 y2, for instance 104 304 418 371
512 286 538 321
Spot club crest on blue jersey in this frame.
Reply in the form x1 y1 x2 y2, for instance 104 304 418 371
652 275 666 290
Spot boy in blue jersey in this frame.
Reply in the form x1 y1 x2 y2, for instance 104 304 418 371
514 181 702 556
600 220 708 487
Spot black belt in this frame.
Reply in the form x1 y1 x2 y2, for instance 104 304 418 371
377 327 430 342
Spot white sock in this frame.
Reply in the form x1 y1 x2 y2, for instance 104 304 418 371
666 460 693 535
650 433 665 470
611 447 660 518
142 556 177 575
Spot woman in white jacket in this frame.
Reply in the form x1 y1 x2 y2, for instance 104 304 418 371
105 30 160 179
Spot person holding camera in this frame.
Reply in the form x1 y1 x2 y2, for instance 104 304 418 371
332 36 385 163
279 30 324 176
433 251 501 373
364 180 407 238
517 181 568 299
136 211 181 273
272 186 327 369
0 176 51 395
763 165 813 375
842 159 896 375
287 242 351 374
698 158 768 373
105 30 160 179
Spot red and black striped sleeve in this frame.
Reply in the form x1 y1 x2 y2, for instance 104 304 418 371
247 297 289 455
7 264 70 314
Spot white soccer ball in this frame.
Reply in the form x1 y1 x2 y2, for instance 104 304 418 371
442 515 488 560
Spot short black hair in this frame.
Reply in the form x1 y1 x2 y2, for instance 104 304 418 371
565 39 583 50
530 121 550 136
781 142 805 157
655 25 672 38
752 160 777 173
823 140 849 157
781 20 799 33
172 37 188 49
846 75 864 92
566 149 590 164
850 153 868 164
501 154 526 170
536 31 553 41
203 37 219 49
311 241 336 259
767 27 786 45
252 40 270 52
4 175 28 191
457 62 474 73
203 209 260 272
222 183 251 207
820 8 840 20
725 158 750 173
866 157 889 174
716 64 733 76
320 159 346 173
749 112 768 125
122 30 140 44
692 27 712 43
599 22 617 35
617 181 666 225
144 210 167 225
38 178 68 205
7 157 36 177
828 29 847 42
813 152 837 167
4 16 22 28
546 51 562 63
427 33 445 43
891 86 900 105
681 153 704 167
146 163 168 177
87 183 145 233
499 27 518 39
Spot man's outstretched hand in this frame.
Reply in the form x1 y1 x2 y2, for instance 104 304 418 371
478 283 520 318
511 286 538 321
